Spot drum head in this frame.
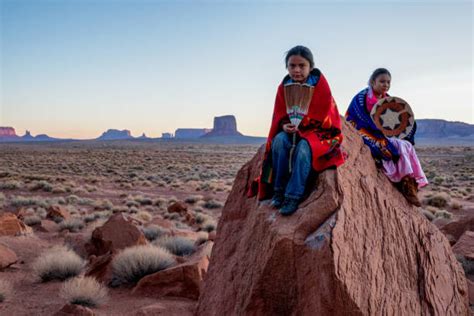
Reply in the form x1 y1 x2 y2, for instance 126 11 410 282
370 96 415 138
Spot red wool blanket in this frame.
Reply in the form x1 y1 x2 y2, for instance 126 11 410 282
249 71 345 200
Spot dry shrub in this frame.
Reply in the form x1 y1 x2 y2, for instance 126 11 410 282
201 219 217 233
60 276 108 308
24 215 42 226
111 245 175 285
0 280 12 303
155 236 196 257
421 209 435 221
425 193 450 208
141 225 169 241
434 210 453 219
450 201 462 210
136 211 152 222
195 231 209 246
59 218 85 232
32 246 85 282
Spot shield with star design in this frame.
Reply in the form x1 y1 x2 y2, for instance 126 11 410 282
370 96 415 139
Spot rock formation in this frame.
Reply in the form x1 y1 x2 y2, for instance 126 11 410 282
97 129 133 140
417 119 474 138
202 115 242 137
197 120 469 315
0 127 17 137
175 128 211 139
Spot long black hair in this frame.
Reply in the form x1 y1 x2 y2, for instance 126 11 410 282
285 45 314 69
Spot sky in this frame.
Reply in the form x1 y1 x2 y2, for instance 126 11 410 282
0 0 472 139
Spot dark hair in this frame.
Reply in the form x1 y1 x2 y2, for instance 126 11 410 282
369 68 391 85
285 45 314 69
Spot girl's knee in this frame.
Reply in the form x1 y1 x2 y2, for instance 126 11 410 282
296 140 311 159
272 132 291 150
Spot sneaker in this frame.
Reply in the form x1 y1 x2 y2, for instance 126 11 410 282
400 176 421 207
279 198 300 216
270 193 284 209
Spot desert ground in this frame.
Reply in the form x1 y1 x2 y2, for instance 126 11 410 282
0 141 472 315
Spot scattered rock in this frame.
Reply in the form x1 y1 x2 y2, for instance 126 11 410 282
0 213 32 236
54 303 95 316
47 205 71 222
453 231 474 260
168 202 188 215
85 253 114 284
85 213 147 256
134 302 195 316
133 242 213 300
197 120 469 315
37 219 60 233
440 216 474 244
0 243 18 269
64 233 89 259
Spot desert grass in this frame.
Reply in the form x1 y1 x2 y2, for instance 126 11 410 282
141 225 169 241
201 219 217 233
24 215 42 226
60 276 108 308
59 218 85 232
154 236 196 256
111 245 175 285
32 246 85 282
0 280 12 303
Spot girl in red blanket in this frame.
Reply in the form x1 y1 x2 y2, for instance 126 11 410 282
249 46 344 215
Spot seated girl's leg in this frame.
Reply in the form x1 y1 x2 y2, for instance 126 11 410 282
383 139 428 188
271 132 292 195
285 139 312 200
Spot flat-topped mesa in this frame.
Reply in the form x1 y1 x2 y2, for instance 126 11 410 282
203 115 242 137
197 119 469 315
97 129 133 140
0 127 18 138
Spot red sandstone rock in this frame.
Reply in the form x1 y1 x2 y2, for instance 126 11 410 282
134 302 195 315
0 213 32 236
207 231 216 242
196 120 469 315
168 202 188 214
46 205 71 222
133 242 213 300
468 279 474 308
54 304 95 316
64 233 89 259
441 216 474 244
0 243 18 269
85 213 147 256
37 219 60 233
453 231 474 260
85 253 114 284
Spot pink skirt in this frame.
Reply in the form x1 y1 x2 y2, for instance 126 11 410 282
382 138 429 188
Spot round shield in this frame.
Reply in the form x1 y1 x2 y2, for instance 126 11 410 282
370 96 415 139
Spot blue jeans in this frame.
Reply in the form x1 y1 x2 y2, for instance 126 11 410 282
271 131 312 200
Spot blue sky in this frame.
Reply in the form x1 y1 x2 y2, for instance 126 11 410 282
1 0 472 138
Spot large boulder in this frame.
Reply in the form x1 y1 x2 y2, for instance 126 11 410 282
0 243 18 269
0 213 32 236
85 213 147 256
132 242 212 300
197 120 469 315
453 231 474 260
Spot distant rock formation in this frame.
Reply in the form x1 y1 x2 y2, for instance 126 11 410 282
137 133 149 140
97 129 133 140
0 127 17 138
197 120 468 315
22 130 34 140
161 133 173 139
175 128 212 139
202 115 242 137
417 119 474 138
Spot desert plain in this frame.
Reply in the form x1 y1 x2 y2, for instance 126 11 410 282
0 141 472 315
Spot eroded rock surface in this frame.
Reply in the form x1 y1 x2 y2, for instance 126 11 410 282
197 120 469 315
